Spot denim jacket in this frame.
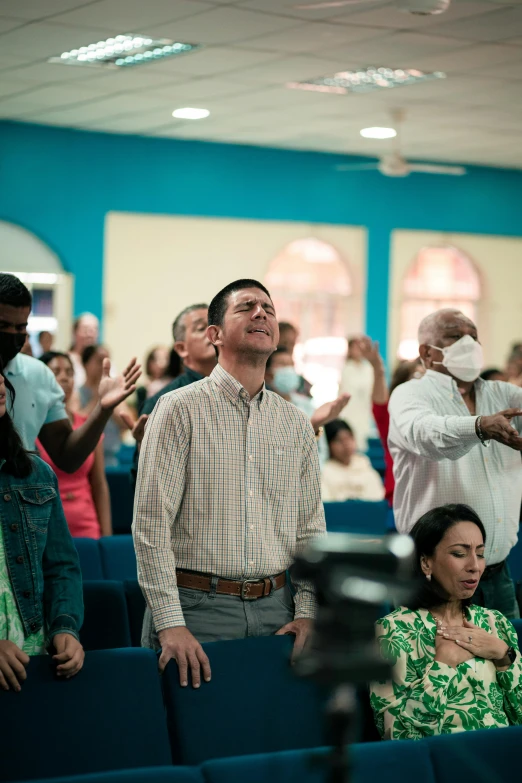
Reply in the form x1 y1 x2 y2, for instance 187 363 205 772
0 455 83 643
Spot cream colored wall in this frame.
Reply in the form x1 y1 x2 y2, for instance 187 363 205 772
104 212 367 372
389 230 522 367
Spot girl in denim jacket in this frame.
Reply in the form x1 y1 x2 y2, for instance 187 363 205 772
0 368 84 691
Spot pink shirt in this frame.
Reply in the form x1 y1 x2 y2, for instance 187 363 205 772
37 413 102 539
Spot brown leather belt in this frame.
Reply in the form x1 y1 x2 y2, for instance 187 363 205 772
176 569 286 600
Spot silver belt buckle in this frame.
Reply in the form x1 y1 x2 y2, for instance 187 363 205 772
240 579 262 600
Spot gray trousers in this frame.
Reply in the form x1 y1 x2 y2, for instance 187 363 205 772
142 583 295 649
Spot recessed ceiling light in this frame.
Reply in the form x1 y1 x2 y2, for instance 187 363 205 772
360 127 397 139
287 66 446 95
48 34 201 68
172 108 210 120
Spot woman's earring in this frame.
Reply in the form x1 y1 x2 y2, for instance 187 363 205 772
426 574 432 582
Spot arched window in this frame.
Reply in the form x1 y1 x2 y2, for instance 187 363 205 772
398 246 481 360
265 237 352 401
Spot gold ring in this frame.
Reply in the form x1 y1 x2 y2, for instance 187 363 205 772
468 635 473 643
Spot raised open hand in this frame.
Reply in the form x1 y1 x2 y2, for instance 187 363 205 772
99 357 141 411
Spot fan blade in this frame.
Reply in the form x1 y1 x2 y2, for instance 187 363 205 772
293 1 364 9
408 163 466 176
336 163 380 172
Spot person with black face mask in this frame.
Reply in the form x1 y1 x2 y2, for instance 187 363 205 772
0 274 141 473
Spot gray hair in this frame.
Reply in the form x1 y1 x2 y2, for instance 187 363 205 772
172 303 208 342
418 308 475 345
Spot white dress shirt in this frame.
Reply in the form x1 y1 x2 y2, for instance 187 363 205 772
389 370 522 565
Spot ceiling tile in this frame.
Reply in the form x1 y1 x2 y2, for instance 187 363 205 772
413 42 522 71
0 16 28 33
325 31 470 66
51 0 215 31
333 1 500 29
243 22 388 55
135 46 283 78
0 22 110 58
423 6 522 41
0 0 99 21
145 7 303 46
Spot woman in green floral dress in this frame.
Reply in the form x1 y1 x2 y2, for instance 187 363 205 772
0 367 84 691
370 503 522 740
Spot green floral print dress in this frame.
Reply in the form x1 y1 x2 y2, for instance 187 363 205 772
0 523 46 655
370 605 522 740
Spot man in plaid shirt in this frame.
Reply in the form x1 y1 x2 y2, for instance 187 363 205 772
133 279 325 688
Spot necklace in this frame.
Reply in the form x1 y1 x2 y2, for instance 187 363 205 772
430 607 466 628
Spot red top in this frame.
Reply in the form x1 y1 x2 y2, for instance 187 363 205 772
37 413 102 539
372 402 395 506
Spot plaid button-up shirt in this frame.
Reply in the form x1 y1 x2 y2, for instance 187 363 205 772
133 363 325 631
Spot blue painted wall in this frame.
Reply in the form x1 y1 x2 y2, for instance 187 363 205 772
1 120 522 360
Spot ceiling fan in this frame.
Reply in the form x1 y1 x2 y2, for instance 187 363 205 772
336 110 466 177
293 0 450 14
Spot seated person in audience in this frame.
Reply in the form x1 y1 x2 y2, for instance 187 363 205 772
0 274 140 472
79 344 135 467
0 366 84 690
265 347 349 462
37 330 54 357
277 321 311 396
124 303 216 466
371 504 522 740
322 420 385 502
69 312 99 389
37 352 112 539
135 345 181 413
133 280 325 687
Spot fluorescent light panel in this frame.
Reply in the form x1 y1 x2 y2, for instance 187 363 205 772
49 34 200 68
287 66 446 95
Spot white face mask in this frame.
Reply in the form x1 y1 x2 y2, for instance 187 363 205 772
429 334 484 383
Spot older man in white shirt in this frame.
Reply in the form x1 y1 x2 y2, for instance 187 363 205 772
389 308 522 617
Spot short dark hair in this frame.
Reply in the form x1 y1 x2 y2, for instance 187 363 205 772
480 367 503 381
172 303 208 342
81 344 104 366
324 419 354 446
39 351 73 370
0 273 32 309
408 504 486 611
266 346 288 371
208 279 272 329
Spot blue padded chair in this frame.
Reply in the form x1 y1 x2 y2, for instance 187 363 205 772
81 580 132 650
124 579 147 647
73 537 104 580
202 740 435 783
508 530 522 583
21 770 201 783
427 724 522 783
323 499 388 535
163 635 325 765
99 535 137 580
0 649 172 781
21 770 202 783
106 466 135 535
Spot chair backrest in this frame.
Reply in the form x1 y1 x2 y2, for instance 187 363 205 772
508 535 522 582
202 739 435 783
21 769 203 783
124 579 146 647
427 724 522 783
163 635 325 765
99 535 137 580
323 500 389 535
0 649 172 781
73 537 104 580
105 466 134 535
81 580 132 650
